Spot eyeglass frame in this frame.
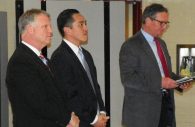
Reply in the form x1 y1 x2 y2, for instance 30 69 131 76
149 17 170 27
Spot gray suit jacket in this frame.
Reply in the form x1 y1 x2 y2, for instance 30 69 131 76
119 31 176 127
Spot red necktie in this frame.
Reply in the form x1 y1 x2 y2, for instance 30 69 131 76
39 54 48 66
154 38 170 77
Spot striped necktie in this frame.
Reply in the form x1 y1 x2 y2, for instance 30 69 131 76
39 54 48 66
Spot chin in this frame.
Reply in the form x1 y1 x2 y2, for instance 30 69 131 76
47 42 51 48
81 41 88 45
81 38 87 43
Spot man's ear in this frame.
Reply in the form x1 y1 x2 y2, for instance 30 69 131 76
145 17 153 26
64 27 71 35
145 17 151 23
26 24 34 34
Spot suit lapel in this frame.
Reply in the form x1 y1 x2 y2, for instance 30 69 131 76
18 43 62 101
157 39 172 72
20 43 53 77
82 49 96 82
138 32 161 73
61 41 91 79
82 49 99 98
61 41 97 95
138 32 171 74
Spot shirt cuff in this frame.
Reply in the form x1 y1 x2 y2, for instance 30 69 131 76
90 110 106 125
100 111 106 115
90 114 98 125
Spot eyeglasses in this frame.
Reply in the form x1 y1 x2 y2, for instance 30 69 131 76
150 17 170 27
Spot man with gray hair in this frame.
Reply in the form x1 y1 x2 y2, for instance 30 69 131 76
6 9 79 127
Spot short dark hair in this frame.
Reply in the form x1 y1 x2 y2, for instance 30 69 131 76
142 3 168 24
57 9 80 37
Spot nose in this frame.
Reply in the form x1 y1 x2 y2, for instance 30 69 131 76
162 23 169 29
48 25 53 36
84 24 88 31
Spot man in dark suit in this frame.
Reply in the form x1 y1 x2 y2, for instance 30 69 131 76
6 9 79 127
119 3 190 127
50 9 109 127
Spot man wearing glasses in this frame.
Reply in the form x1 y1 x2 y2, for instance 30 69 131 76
119 3 189 127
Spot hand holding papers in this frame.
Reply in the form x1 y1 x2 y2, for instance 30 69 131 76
176 76 195 86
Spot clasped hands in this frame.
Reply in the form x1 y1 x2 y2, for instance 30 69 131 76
68 112 109 127
68 112 80 127
93 113 110 127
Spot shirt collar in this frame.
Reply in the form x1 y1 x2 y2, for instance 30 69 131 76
21 41 41 56
141 29 155 44
63 38 82 56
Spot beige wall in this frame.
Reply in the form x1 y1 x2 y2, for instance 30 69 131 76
143 1 195 127
110 2 126 127
0 0 15 127
1 0 195 127
0 0 16 58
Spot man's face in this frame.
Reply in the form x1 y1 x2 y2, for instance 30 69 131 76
147 12 169 37
68 13 88 46
32 14 53 48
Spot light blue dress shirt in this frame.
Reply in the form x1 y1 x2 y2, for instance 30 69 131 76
141 29 165 77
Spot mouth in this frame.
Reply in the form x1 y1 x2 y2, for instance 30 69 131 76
83 31 88 35
49 33 53 37
47 36 52 41
48 34 53 38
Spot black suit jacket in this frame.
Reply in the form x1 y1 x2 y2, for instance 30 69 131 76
50 41 105 127
6 43 69 127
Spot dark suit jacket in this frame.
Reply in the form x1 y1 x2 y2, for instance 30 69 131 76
50 41 105 127
6 43 69 127
119 31 176 127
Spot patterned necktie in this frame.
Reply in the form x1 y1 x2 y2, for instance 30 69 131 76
39 54 48 66
78 48 96 94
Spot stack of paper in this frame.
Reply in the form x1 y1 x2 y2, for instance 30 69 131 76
176 76 195 85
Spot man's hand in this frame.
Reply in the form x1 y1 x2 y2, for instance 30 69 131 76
93 114 109 127
68 112 80 127
162 77 177 89
178 82 192 90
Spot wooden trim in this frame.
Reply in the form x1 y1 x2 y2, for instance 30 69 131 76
133 1 142 34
